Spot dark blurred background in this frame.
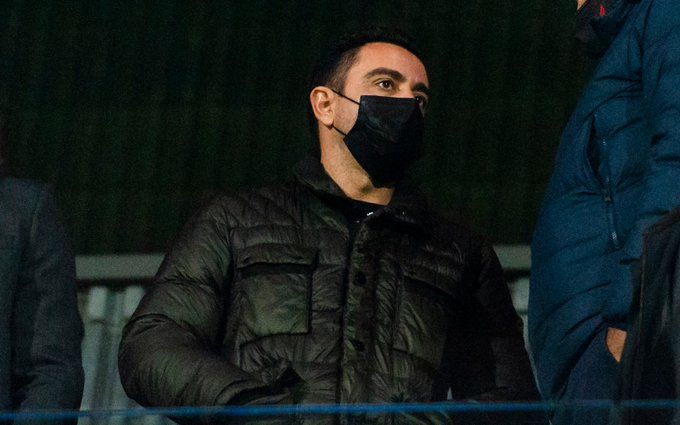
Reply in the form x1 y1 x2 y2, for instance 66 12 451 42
0 0 591 254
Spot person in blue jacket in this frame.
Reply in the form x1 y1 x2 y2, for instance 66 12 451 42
529 0 680 423
0 114 84 423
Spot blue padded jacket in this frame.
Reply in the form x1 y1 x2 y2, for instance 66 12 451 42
529 0 680 400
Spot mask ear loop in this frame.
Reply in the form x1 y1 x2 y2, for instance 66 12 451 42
330 88 360 106
332 125 348 137
329 88 360 137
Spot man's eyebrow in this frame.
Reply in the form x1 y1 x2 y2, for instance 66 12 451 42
364 68 430 96
364 68 407 82
413 82 430 97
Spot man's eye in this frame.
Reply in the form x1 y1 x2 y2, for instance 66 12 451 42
415 95 428 108
377 80 393 90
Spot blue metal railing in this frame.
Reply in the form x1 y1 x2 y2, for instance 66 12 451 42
2 400 679 423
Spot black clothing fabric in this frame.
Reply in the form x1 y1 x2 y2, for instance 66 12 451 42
119 157 541 424
615 208 680 425
575 0 637 58
337 198 382 240
0 177 84 424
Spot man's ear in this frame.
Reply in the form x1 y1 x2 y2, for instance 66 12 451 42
309 87 336 128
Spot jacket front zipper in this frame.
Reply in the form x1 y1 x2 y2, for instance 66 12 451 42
600 138 621 249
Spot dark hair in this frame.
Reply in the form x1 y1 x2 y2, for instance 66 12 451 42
306 27 425 152
0 112 8 175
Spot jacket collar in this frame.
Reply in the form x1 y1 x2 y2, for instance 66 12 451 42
293 156 432 232
572 0 641 121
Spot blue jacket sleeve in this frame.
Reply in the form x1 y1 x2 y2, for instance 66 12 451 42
608 17 680 322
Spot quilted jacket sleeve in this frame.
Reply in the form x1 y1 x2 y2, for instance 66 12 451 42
118 197 273 412
446 242 544 423
605 5 680 323
465 242 539 400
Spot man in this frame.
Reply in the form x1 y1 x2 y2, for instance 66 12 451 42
529 0 680 423
0 113 84 423
119 28 539 424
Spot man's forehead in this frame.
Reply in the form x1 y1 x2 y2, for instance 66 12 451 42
352 42 428 83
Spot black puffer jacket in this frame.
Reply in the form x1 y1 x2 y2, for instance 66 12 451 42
119 158 539 424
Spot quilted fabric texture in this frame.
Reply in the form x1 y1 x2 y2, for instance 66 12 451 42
119 157 538 424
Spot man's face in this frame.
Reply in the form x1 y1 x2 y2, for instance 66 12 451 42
577 0 587 10
333 42 430 135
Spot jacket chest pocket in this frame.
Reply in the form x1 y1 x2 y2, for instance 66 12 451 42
394 263 457 366
233 243 317 340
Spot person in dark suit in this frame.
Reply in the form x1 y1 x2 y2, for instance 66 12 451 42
0 113 84 423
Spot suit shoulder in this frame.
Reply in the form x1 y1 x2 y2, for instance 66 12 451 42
0 177 49 200
0 177 51 216
0 178 55 240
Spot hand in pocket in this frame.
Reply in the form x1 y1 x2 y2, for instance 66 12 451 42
606 327 627 362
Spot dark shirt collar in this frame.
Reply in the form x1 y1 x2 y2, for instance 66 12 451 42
293 156 431 232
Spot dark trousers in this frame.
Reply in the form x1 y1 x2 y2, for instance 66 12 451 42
552 328 620 425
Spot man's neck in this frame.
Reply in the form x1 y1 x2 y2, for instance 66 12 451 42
320 143 394 206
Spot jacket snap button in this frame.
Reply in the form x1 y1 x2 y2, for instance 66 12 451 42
350 339 365 352
354 272 367 286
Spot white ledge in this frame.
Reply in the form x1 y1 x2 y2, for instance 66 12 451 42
76 254 164 281
75 245 530 281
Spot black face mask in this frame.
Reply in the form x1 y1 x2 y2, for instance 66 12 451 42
332 90 425 188
575 0 633 58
